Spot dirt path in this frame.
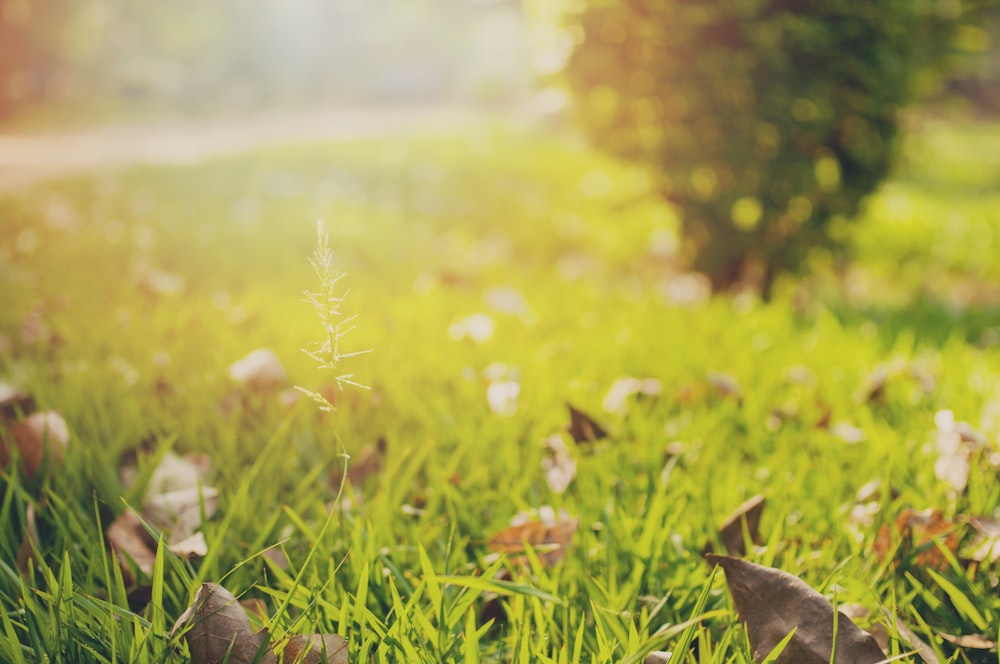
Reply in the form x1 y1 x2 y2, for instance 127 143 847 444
0 105 483 194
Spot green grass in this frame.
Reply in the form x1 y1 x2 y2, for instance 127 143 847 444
1 115 1000 662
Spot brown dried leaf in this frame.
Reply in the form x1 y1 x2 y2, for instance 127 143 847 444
566 404 608 444
171 583 277 664
107 509 157 580
0 411 69 480
489 508 578 568
710 495 765 557
706 554 885 664
874 509 961 572
283 634 349 664
0 382 35 424
934 410 977 495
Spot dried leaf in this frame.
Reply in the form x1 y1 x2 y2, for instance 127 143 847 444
966 516 1000 564
107 509 157 579
541 434 576 495
706 554 885 664
170 532 209 560
936 631 997 651
644 651 672 664
487 380 521 416
603 376 662 415
146 452 214 495
489 507 578 568
283 634 349 664
566 404 608 444
934 410 976 495
16 502 39 576
172 583 276 664
1 411 70 480
707 372 743 403
830 422 865 445
874 509 961 572
0 382 35 424
228 348 289 394
710 495 765 557
143 486 219 543
332 436 386 489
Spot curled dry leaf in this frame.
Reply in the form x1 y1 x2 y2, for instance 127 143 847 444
934 410 981 496
144 486 219 543
228 348 289 395
332 436 386 490
0 382 35 423
172 583 276 664
707 495 765 557
107 509 158 580
707 554 885 664
874 509 961 572
283 634 349 664
566 404 608 444
489 507 578 568
966 516 1000 564
16 502 39 577
541 434 576 495
602 376 662 415
170 531 209 560
644 651 672 664
1 410 70 480
145 451 214 495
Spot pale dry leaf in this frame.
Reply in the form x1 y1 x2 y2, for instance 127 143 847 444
603 376 662 415
143 486 219 543
146 452 214 495
283 634 349 664
967 515 1000 563
172 583 277 664
228 348 289 394
16 501 39 576
487 380 520 417
934 410 971 495
644 651 672 664
706 554 885 664
541 434 576 495
169 531 209 560
107 509 157 579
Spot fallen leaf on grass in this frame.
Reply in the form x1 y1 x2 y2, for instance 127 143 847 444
172 583 277 664
602 376 662 415
966 516 1000 564
331 436 386 489
644 651 672 664
0 410 70 480
228 348 289 394
706 495 765 557
487 380 521 417
566 404 608 444
840 604 940 664
933 410 984 496
541 434 576 495
707 372 743 403
936 631 998 652
874 509 961 572
144 486 219 544
706 554 886 663
283 634 349 664
0 382 35 423
489 507 578 568
16 502 39 576
107 509 158 579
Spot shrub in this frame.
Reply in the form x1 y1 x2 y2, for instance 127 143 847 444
561 0 920 296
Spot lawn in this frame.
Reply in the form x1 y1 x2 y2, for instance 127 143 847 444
1 114 1000 663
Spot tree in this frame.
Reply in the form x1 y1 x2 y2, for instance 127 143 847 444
561 0 920 296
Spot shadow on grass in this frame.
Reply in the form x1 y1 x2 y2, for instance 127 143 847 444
827 295 1000 349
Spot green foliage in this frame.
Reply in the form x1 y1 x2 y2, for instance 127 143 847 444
562 0 919 295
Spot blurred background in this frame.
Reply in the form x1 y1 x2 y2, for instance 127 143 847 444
0 0 998 125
